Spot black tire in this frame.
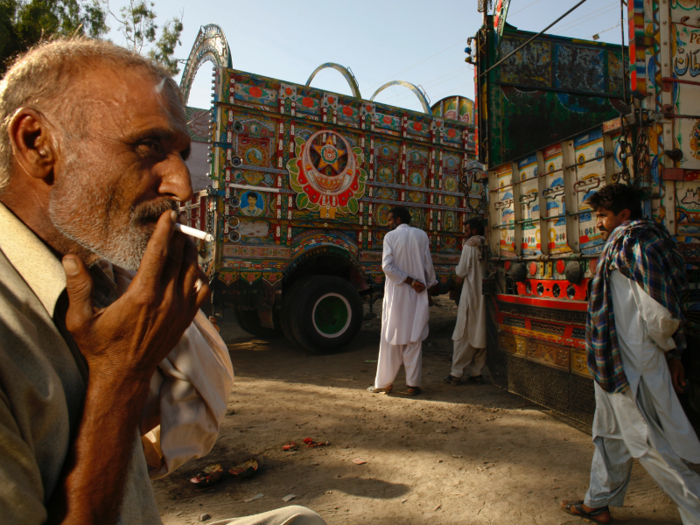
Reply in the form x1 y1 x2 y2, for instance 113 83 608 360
289 276 363 354
280 277 311 348
235 308 282 339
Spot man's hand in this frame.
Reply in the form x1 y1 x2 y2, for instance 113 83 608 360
411 280 426 293
63 210 210 381
668 356 686 394
49 210 211 525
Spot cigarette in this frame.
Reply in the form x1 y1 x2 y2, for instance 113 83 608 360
174 223 215 242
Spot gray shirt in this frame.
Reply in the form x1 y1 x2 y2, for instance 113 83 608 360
0 202 160 524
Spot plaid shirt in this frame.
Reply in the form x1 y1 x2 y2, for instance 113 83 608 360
586 219 687 394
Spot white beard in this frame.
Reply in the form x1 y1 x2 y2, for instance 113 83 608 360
47 151 172 271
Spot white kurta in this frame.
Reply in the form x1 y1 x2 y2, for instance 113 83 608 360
100 262 235 479
375 224 437 389
593 270 700 462
381 224 437 345
585 270 700 522
452 240 487 347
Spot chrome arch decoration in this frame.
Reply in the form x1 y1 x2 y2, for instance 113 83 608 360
370 80 432 115
180 24 232 104
305 63 362 99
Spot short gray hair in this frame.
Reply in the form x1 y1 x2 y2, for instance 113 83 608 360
0 38 182 191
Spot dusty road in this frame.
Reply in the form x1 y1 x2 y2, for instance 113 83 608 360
155 298 687 524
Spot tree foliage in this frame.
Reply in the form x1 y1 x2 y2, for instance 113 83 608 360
0 0 108 74
110 0 183 75
0 0 184 77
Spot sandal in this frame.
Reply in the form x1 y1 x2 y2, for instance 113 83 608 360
560 500 611 523
406 386 422 396
443 375 461 386
467 375 484 384
367 385 392 394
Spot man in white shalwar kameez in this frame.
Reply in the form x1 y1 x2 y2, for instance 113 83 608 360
445 218 488 385
368 207 437 396
561 184 700 524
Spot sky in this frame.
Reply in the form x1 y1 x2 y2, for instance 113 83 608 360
105 0 628 112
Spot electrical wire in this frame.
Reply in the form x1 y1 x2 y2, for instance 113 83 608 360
552 2 618 32
480 0 588 77
509 0 546 17
414 66 470 89
366 36 468 92
382 68 471 105
593 21 621 38
556 5 620 32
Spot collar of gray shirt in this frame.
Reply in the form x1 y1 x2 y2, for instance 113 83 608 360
0 203 119 381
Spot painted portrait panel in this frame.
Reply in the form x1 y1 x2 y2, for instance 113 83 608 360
239 190 265 217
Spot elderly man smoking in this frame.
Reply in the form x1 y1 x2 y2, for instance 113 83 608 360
0 39 324 525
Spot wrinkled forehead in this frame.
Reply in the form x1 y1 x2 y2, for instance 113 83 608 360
71 66 187 135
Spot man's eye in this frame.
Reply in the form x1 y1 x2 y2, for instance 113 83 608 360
139 140 162 153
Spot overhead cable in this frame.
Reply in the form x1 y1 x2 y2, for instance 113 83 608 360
384 69 470 105
509 0 546 17
553 1 618 32
367 36 468 92
480 0 588 77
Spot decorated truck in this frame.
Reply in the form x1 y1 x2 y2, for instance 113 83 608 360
473 0 700 424
178 25 485 353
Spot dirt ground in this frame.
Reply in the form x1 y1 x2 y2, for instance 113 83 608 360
155 297 688 525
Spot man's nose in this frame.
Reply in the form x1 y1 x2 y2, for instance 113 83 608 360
159 153 193 203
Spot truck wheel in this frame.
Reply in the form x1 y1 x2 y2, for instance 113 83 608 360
280 277 311 347
290 276 363 354
235 308 282 339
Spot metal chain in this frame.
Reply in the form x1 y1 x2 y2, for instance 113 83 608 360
614 113 632 183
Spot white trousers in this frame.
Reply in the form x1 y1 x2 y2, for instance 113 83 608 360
585 385 700 524
374 336 422 389
451 337 487 378
208 506 326 525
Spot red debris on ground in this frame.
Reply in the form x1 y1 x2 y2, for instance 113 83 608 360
303 437 330 448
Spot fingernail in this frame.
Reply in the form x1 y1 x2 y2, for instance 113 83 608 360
62 258 79 276
170 210 178 222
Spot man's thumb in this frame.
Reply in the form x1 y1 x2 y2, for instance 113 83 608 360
62 256 95 329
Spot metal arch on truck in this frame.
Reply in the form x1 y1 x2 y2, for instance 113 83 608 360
180 24 232 105
305 63 362 99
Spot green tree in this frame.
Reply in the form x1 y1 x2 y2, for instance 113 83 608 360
0 0 109 74
109 0 183 75
0 0 183 77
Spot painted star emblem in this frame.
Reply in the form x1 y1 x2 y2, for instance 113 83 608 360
312 135 346 173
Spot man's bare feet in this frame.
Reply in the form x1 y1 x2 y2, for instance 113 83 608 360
560 500 612 523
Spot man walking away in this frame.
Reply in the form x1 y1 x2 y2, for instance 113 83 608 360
561 183 700 524
444 218 487 386
368 207 437 396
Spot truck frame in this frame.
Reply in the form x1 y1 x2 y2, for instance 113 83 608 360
178 26 485 353
474 0 700 425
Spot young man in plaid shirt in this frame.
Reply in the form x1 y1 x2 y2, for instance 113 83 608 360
561 183 700 524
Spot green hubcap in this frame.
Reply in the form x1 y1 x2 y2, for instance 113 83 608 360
312 293 351 337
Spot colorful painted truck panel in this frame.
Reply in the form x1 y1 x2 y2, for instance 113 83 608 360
476 1 700 425
198 67 483 352
477 21 628 168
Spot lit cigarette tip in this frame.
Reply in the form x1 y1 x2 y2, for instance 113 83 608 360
174 223 215 242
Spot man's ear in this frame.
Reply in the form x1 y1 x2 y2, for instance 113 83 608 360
8 108 57 182
620 208 632 221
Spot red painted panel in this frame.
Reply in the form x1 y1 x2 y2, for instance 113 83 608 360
497 292 588 310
